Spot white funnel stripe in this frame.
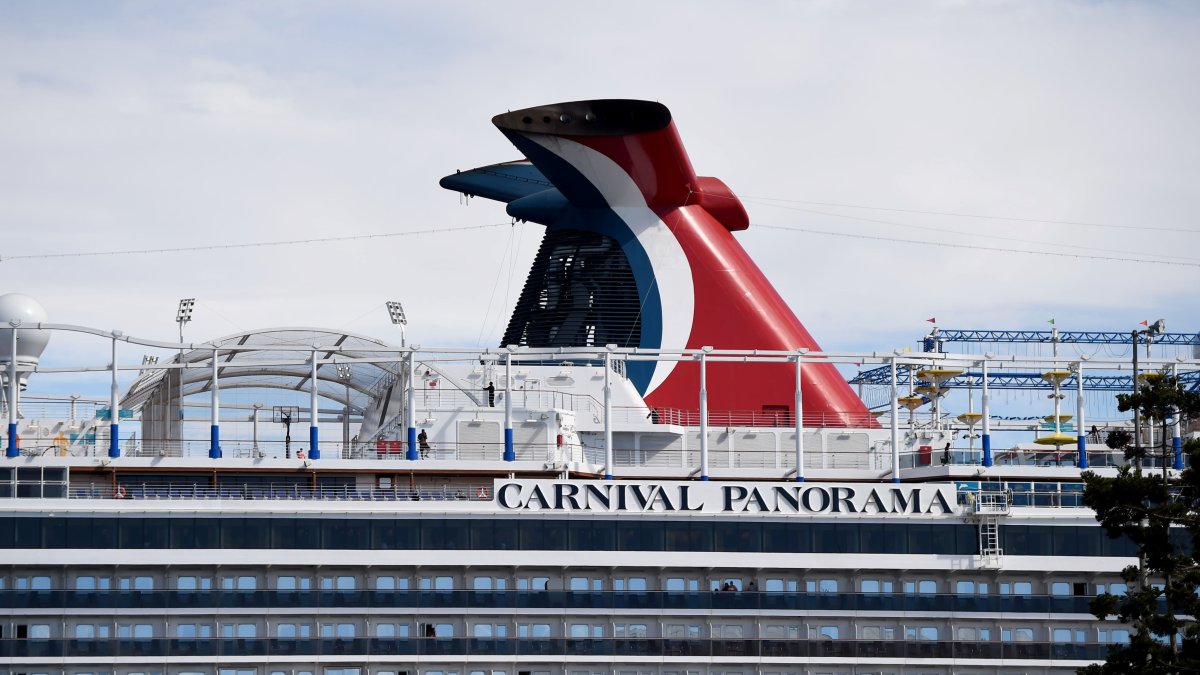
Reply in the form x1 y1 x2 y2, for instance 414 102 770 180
526 135 695 397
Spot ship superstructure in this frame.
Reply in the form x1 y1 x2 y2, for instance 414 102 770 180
1 100 1199 675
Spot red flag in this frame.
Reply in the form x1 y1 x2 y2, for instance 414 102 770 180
1139 320 1149 326
926 317 936 324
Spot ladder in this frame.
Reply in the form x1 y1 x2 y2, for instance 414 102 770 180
978 516 1003 568
968 491 1010 568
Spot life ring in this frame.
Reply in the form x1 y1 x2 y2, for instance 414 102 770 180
115 486 127 499
476 486 490 500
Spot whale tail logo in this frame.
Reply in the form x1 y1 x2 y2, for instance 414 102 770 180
441 99 874 427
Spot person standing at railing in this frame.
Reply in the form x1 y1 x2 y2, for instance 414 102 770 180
418 429 431 459
485 382 495 407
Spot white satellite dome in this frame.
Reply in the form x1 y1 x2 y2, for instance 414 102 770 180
0 293 51 391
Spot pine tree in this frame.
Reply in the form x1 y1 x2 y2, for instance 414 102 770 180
1080 374 1200 674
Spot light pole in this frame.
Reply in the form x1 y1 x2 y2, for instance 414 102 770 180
336 363 353 454
385 301 417 460
386 301 407 348
176 299 194 453
251 403 263 456
1131 319 1165 471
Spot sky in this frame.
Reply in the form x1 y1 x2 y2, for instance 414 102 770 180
1 0 1198 398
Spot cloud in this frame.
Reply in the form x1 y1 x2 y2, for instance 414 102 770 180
0 0 1197 382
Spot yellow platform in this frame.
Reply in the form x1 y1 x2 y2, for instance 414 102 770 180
1034 433 1077 446
1040 370 1073 383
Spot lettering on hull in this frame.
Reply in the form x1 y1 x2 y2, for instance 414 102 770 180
496 481 955 516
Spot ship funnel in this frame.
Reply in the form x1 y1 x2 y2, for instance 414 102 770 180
0 293 51 392
441 100 875 427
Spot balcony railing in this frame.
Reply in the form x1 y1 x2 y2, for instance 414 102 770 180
0 637 1116 660
0 589 1109 614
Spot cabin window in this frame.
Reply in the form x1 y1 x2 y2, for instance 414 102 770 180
375 575 410 590
859 625 896 639
276 623 312 638
220 623 256 639
1000 581 1032 595
221 576 256 591
807 579 838 593
905 625 939 640
320 623 357 639
614 577 647 591
1002 627 1035 642
904 579 937 594
809 625 839 639
117 623 154 639
861 579 894 593
665 577 701 592
276 575 312 590
472 622 509 638
320 575 356 590
176 575 212 591
615 623 649 638
472 576 508 590
517 623 551 638
119 575 154 590
176 623 213 638
764 624 802 639
764 578 798 593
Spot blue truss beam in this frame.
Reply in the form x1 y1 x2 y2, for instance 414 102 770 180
929 329 1200 345
849 366 1200 392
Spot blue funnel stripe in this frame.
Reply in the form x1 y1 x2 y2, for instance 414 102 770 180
504 133 667 395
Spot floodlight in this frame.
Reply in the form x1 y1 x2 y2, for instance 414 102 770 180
385 301 407 326
141 355 159 367
1149 319 1166 336
176 299 195 324
336 363 352 380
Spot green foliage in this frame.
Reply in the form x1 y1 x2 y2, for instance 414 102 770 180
1080 373 1200 674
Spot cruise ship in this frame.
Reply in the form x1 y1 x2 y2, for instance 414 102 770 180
2 99 1198 675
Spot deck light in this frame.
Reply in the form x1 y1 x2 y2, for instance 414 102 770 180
385 301 407 347
175 299 194 426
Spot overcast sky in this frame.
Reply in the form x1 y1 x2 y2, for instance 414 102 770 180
2 0 1197 386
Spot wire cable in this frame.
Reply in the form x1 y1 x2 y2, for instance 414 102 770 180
741 196 1198 234
755 224 1200 268
0 223 511 263
744 200 1200 263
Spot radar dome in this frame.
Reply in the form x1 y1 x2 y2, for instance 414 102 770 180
0 293 51 391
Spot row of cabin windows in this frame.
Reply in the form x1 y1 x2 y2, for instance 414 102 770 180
0 669 542 675
0 516 1147 557
7 670 540 675
0 619 1135 643
0 574 1131 597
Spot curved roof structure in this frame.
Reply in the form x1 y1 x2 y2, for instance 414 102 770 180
122 328 401 413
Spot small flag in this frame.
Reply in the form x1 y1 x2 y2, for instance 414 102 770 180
1048 318 1055 325
1140 320 1149 327
926 317 936 324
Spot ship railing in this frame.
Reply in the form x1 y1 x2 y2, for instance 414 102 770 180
955 484 1087 509
0 636 1119 660
0 587 1138 615
407 387 601 413
66 481 498 502
632 408 882 428
604 445 883 471
900 447 1131 469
